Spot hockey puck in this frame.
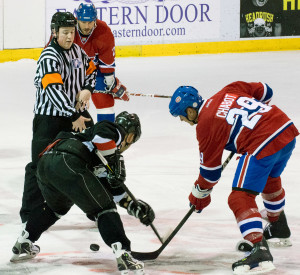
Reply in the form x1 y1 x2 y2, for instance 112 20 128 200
90 243 100 251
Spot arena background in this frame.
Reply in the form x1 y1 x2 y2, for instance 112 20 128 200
0 0 300 62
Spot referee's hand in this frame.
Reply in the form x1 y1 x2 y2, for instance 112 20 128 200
72 116 91 132
76 89 91 110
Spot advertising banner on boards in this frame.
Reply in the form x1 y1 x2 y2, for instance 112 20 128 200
46 0 221 46
240 0 300 38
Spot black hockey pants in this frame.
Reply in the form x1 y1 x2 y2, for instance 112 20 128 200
36 152 131 249
20 112 94 223
37 151 112 215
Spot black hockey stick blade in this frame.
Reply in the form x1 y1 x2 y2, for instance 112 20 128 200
131 206 195 260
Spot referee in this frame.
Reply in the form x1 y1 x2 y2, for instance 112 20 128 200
20 12 97 224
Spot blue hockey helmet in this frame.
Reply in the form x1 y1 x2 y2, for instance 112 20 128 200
169 86 203 117
76 3 97 21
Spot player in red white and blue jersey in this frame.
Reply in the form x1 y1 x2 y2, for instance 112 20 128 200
169 81 299 274
47 4 129 122
75 3 129 122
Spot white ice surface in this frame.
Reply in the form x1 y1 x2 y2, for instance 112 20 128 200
0 51 300 274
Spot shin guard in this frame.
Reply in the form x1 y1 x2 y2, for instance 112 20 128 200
262 176 285 222
97 209 131 251
228 190 263 243
26 204 60 242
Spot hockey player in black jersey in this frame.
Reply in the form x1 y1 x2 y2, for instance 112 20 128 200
11 112 154 275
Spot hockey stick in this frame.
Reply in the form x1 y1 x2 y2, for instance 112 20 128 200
96 150 164 244
131 151 235 261
94 89 171 99
128 92 171 99
120 183 164 244
222 151 235 170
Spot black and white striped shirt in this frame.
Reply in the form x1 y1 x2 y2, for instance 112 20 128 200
34 39 96 120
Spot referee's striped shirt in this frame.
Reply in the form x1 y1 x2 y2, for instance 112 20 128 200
34 39 96 120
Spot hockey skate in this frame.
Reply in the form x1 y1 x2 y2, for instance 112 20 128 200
112 242 145 275
10 230 40 262
232 238 275 274
263 211 292 247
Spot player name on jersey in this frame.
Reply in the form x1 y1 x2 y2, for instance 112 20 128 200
216 93 237 118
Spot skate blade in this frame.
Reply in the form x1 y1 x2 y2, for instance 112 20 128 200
233 261 275 274
10 253 37 263
267 238 292 247
133 269 145 275
120 269 145 275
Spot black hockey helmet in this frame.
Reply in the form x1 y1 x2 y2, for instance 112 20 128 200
51 12 77 32
50 12 61 31
115 111 141 143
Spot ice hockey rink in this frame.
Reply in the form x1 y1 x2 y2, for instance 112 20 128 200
0 50 300 275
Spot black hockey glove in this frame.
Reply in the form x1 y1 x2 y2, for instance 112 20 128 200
106 151 126 188
127 199 155 226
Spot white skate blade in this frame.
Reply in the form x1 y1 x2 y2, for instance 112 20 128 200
233 261 275 274
120 269 144 275
267 238 292 248
10 252 37 263
133 269 145 275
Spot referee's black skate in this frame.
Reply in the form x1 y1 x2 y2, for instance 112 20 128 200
112 242 145 275
10 230 40 262
263 211 292 247
232 238 275 274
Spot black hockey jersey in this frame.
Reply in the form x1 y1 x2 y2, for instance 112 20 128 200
41 120 125 167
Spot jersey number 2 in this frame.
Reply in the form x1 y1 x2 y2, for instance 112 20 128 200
226 97 271 129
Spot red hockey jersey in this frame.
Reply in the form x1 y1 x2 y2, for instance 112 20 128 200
195 81 299 189
74 19 115 75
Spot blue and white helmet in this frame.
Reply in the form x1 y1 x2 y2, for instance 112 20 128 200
76 3 97 21
169 86 203 117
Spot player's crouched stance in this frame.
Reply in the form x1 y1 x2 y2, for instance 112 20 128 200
10 112 153 274
169 82 298 274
